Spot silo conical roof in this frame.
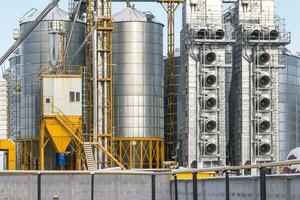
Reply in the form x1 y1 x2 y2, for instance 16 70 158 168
113 6 162 24
20 6 70 24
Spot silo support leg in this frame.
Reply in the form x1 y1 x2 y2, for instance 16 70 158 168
39 120 45 170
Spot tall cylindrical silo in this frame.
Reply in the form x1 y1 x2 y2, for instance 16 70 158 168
20 6 85 139
278 53 300 160
112 7 164 168
7 49 21 140
7 49 22 168
19 6 85 169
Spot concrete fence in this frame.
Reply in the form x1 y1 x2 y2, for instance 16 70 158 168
0 171 170 200
170 174 300 200
0 171 300 200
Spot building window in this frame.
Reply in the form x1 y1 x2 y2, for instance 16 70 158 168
70 91 75 102
76 92 80 102
45 98 50 104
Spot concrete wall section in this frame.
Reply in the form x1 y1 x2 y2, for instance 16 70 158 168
0 172 171 200
0 174 37 199
41 174 91 200
173 175 300 200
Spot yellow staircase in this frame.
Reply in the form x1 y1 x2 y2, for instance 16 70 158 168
43 110 126 170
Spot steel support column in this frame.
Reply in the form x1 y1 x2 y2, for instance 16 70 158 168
160 0 181 162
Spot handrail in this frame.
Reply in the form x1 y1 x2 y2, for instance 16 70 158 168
38 64 82 77
1 159 300 175
52 106 79 131
50 106 127 170
48 105 83 144
171 159 300 175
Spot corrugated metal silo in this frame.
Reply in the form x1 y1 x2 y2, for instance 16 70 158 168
7 49 21 140
112 7 164 168
15 6 86 169
19 6 85 140
278 53 300 160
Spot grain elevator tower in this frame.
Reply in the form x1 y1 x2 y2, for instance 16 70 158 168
179 0 232 168
228 0 290 172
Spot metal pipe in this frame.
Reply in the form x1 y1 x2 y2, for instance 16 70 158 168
64 0 83 59
171 159 300 174
69 26 96 66
1 159 300 176
0 0 60 66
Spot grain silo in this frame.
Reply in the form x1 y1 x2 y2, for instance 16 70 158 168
17 6 85 169
112 6 164 168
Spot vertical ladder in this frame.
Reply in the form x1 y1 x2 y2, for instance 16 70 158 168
83 142 96 171
160 0 181 162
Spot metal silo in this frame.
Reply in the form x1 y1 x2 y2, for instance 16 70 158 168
19 6 85 139
7 49 21 140
112 7 164 168
18 6 85 169
278 53 300 160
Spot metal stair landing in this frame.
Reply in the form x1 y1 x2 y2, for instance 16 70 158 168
83 142 96 171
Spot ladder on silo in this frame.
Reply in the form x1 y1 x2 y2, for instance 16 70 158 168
83 142 96 171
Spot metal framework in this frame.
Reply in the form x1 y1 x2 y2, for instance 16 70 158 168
94 0 114 168
84 0 115 169
86 0 94 142
114 138 164 169
19 138 38 170
160 0 181 162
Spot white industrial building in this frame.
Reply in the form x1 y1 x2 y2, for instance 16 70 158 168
178 0 231 168
228 0 290 174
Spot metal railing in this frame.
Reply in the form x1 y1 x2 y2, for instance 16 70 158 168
38 64 82 77
169 159 300 200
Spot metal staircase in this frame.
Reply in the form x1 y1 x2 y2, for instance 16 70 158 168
52 108 126 170
83 142 97 171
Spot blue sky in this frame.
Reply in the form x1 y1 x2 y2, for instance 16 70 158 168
0 0 299 69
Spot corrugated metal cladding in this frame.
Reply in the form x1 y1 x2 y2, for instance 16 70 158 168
0 80 8 170
7 50 22 168
278 54 300 160
8 50 21 140
19 6 85 139
112 7 164 139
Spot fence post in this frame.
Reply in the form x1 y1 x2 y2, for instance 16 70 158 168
260 168 266 200
225 171 230 200
152 174 156 200
91 173 94 200
174 175 178 200
192 172 198 200
37 172 41 200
